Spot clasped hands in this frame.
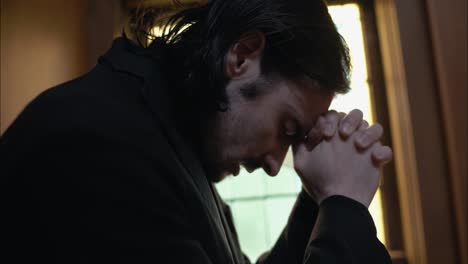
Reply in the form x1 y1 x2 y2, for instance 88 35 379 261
293 109 393 208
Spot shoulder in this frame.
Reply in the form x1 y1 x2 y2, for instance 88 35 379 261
3 65 158 141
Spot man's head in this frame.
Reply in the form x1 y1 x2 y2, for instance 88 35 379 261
135 0 351 181
198 31 335 181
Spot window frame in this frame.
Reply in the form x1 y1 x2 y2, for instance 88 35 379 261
327 1 406 262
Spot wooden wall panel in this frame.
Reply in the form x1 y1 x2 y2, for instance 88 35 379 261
0 0 121 133
425 0 467 263
375 0 462 263
1 0 88 133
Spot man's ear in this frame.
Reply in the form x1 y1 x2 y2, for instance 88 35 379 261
225 32 266 79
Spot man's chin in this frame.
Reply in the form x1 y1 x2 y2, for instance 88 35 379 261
208 172 229 183
205 167 230 183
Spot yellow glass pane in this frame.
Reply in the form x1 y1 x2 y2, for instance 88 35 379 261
328 3 385 244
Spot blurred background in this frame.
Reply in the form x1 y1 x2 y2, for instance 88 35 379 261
1 1 466 263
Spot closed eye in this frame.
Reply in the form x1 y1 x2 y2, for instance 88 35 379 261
284 120 306 143
285 120 306 141
285 120 297 137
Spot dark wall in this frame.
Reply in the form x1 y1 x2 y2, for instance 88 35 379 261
0 0 122 133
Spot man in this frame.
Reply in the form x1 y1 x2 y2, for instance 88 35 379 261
1 0 393 263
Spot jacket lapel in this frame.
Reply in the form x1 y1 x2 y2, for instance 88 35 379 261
100 38 236 264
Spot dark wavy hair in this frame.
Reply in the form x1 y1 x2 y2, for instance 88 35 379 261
132 0 351 111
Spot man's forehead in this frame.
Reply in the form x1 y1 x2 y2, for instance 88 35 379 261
287 83 334 129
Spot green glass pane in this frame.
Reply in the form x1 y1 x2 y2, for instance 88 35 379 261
230 200 269 262
264 166 301 196
216 178 234 199
265 197 297 245
217 169 266 200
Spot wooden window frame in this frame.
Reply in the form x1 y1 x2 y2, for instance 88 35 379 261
373 0 462 263
328 1 406 262
332 1 464 263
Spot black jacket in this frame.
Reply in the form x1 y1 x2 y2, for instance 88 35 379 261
1 38 391 264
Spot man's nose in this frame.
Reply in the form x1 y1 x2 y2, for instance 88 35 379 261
262 147 288 176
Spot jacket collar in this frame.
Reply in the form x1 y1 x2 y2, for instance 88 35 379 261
100 37 236 264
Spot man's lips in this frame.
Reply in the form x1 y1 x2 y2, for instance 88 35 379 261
243 165 256 173
240 160 262 173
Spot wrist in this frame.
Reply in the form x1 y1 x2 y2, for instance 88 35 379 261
320 191 372 208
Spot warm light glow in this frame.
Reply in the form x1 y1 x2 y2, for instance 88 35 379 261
328 4 386 244
149 24 190 44
150 25 170 38
328 4 373 121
